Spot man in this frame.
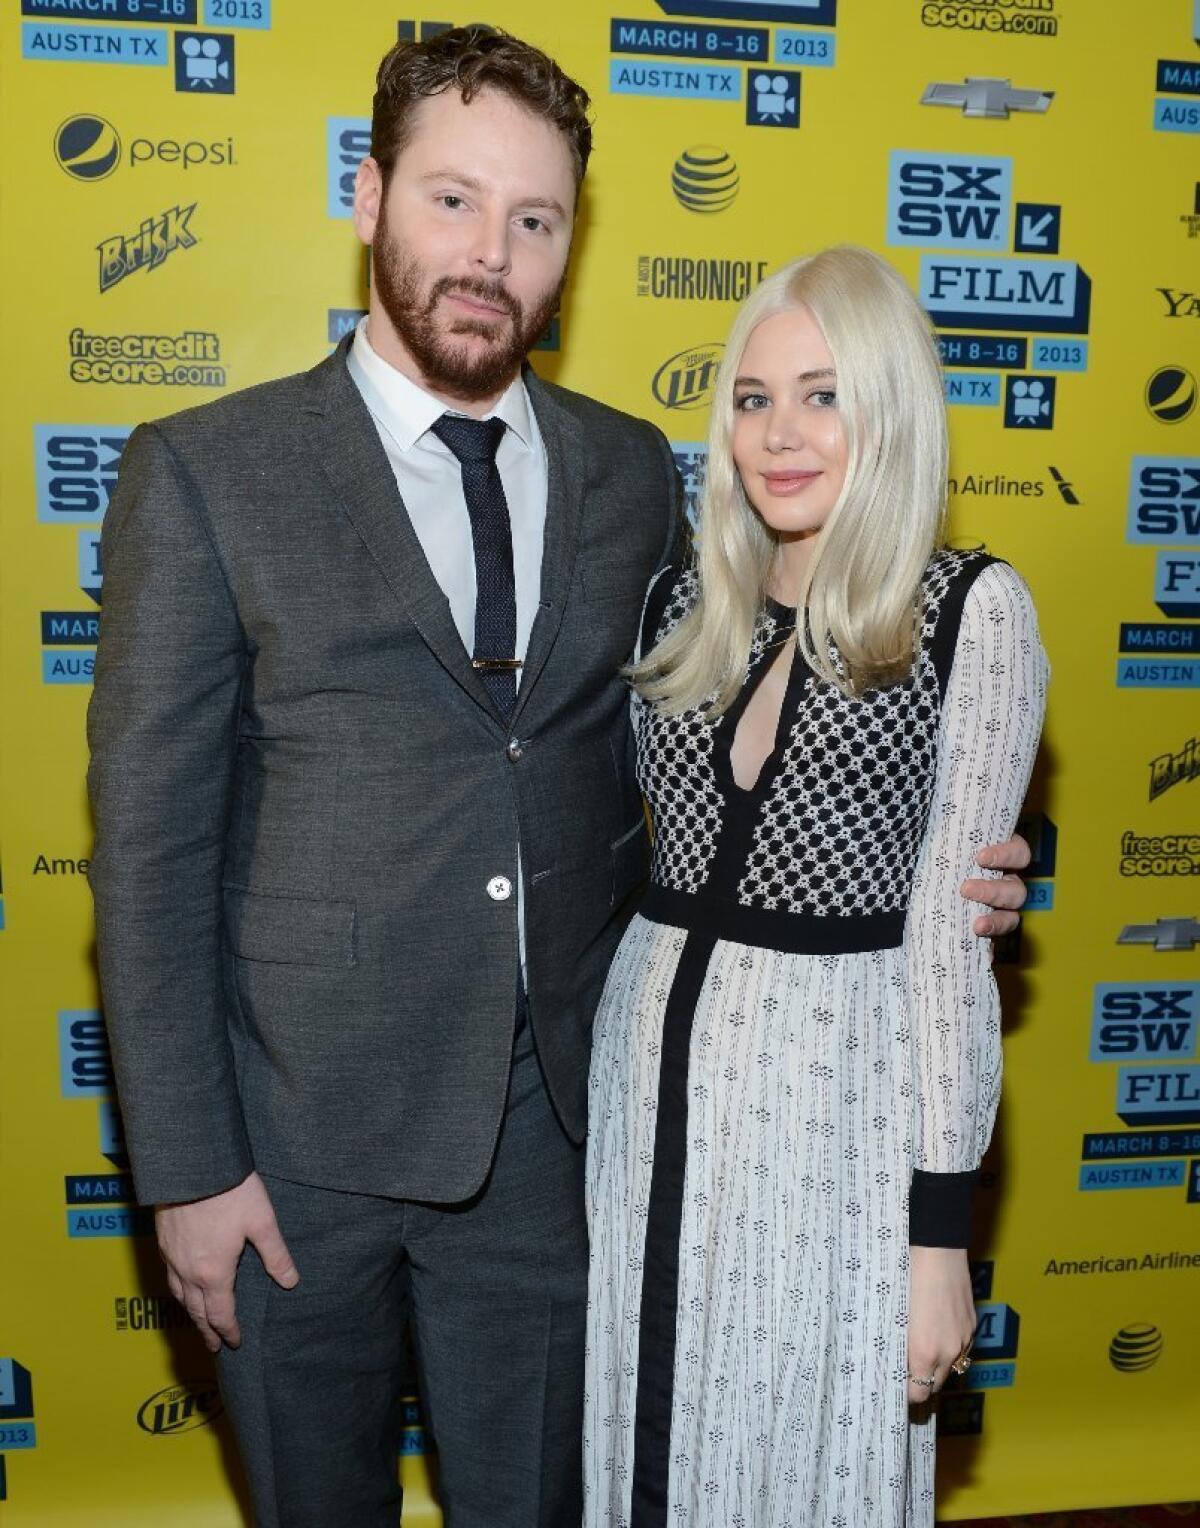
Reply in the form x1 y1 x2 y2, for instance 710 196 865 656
87 25 1029 1528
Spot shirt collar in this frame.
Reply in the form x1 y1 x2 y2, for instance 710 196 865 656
348 316 535 454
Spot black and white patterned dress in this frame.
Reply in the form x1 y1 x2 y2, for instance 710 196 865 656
583 550 1047 1528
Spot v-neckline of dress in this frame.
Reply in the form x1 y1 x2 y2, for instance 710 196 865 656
713 598 806 804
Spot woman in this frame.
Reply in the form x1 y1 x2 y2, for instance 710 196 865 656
583 245 1048 1527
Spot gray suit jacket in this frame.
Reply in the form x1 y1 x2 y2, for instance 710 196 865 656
87 338 682 1207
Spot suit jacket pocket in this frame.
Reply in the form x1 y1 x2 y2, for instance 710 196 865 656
224 886 356 967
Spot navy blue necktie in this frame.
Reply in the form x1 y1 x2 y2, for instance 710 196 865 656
431 414 518 718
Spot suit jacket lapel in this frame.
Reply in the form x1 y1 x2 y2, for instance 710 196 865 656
299 338 498 719
514 365 586 725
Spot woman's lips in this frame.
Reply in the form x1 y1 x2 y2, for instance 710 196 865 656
760 470 821 497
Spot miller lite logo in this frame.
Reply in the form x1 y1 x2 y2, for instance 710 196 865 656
136 1382 223 1436
652 343 724 411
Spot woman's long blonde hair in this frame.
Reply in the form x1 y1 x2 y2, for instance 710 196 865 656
631 245 948 712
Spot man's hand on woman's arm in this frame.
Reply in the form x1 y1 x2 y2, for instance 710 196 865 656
961 832 1031 938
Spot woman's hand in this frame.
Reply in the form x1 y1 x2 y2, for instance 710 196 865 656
906 1245 976 1405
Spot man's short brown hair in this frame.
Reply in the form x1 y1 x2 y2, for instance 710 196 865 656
371 25 593 185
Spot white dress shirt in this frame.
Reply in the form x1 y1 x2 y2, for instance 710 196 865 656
346 317 547 978
346 316 547 680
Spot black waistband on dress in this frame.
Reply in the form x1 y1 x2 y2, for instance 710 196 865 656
638 882 905 955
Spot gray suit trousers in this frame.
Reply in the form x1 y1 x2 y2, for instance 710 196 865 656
216 1020 587 1528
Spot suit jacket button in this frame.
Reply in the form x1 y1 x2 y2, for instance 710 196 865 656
486 876 512 901
506 738 523 761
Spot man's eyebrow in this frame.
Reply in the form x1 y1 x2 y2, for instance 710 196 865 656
417 170 567 219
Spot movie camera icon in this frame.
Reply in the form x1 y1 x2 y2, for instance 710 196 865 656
174 32 235 94
747 70 800 129
1004 375 1057 430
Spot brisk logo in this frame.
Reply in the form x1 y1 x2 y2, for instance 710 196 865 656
97 204 197 293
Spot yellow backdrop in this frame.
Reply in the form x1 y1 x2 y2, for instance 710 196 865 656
2 0 1198 1521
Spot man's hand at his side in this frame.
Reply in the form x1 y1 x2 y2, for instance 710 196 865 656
960 832 1031 939
156 1171 299 1353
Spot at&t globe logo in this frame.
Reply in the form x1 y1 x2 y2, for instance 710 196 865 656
55 115 120 182
671 146 739 214
1108 1322 1164 1372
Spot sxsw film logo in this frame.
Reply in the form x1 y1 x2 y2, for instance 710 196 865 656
55 114 237 178
652 343 724 411
98 204 198 293
34 424 130 523
1090 982 1200 1135
747 69 800 127
327 116 370 218
137 1383 223 1435
887 152 1090 335
174 31 234 93
1090 984 1199 1062
671 146 739 213
1126 456 1200 544
1004 376 1055 429
888 152 1012 249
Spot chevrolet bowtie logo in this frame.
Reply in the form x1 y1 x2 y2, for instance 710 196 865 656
1117 917 1200 953
921 78 1055 120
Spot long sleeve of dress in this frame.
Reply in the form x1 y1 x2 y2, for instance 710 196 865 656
904 561 1049 1248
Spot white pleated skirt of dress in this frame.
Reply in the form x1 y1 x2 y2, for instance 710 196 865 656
583 912 936 1528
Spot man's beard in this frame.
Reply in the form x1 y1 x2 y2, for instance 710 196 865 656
371 224 563 403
